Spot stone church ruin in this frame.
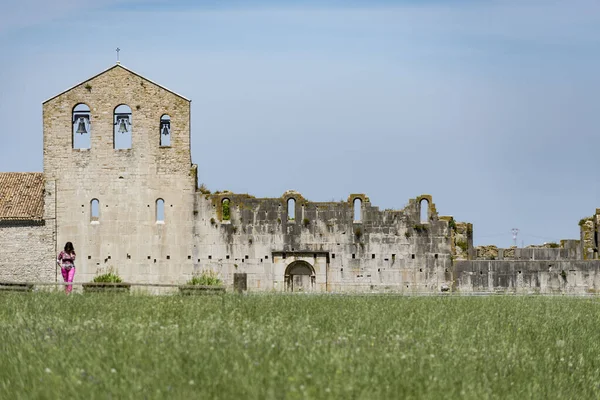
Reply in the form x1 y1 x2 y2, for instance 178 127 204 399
1 63 600 294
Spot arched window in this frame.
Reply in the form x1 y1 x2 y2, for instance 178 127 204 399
156 199 165 222
73 103 91 149
420 198 429 223
90 199 99 222
222 198 230 221
353 198 362 222
113 104 132 149
287 198 296 221
160 114 171 147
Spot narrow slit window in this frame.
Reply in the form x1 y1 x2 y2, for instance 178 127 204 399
160 114 171 147
222 198 230 221
91 199 99 222
420 198 429 223
287 198 296 221
73 103 91 149
353 198 362 222
114 104 132 149
156 199 165 222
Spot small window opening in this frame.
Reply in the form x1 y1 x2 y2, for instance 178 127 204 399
147 256 151 259
282 253 286 259
156 199 165 222
113 104 132 149
392 254 396 259
188 255 191 260
226 255 230 259
371 254 375 259
208 255 212 260
160 114 171 147
127 254 131 259
87 256 91 260
332 254 335 259
73 103 91 149
287 198 296 221
245 255 248 259
222 198 230 221
352 254 356 259
411 254 415 259
90 199 99 222
353 198 362 222
265 255 269 259
419 198 429 223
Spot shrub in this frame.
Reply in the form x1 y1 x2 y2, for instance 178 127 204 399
303 218 310 227
456 240 468 253
199 183 211 194
222 201 230 221
579 218 592 227
448 218 457 231
93 267 123 283
187 270 222 286
413 224 428 234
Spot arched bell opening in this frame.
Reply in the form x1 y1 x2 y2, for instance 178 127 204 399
73 103 91 149
113 104 132 149
284 261 315 292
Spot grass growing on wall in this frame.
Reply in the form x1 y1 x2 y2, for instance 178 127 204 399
1 294 600 399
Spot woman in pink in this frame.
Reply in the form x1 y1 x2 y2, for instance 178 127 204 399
57 242 76 294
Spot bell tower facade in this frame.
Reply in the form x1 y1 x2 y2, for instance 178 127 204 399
43 64 197 283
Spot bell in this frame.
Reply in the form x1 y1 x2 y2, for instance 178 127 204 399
118 118 128 133
161 124 170 136
76 118 87 134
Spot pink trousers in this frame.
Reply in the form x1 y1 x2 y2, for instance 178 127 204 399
61 267 75 294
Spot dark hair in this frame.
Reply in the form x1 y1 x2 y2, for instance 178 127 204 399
64 242 75 255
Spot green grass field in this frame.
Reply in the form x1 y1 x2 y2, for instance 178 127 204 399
1 293 600 399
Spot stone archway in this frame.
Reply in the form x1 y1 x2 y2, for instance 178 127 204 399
285 261 315 292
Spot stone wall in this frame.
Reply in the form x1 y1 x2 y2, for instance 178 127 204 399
454 260 600 294
447 220 472 261
191 191 455 292
579 213 598 260
0 181 56 282
475 241 581 262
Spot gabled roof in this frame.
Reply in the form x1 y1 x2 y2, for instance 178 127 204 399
42 63 191 104
0 173 45 221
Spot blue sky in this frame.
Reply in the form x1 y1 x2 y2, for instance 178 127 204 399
1 0 599 247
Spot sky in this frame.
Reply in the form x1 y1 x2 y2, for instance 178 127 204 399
1 0 599 247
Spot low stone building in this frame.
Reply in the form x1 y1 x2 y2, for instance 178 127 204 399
1 63 599 293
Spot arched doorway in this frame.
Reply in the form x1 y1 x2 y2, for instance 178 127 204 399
285 261 315 292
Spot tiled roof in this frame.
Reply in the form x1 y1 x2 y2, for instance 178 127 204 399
0 173 44 221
